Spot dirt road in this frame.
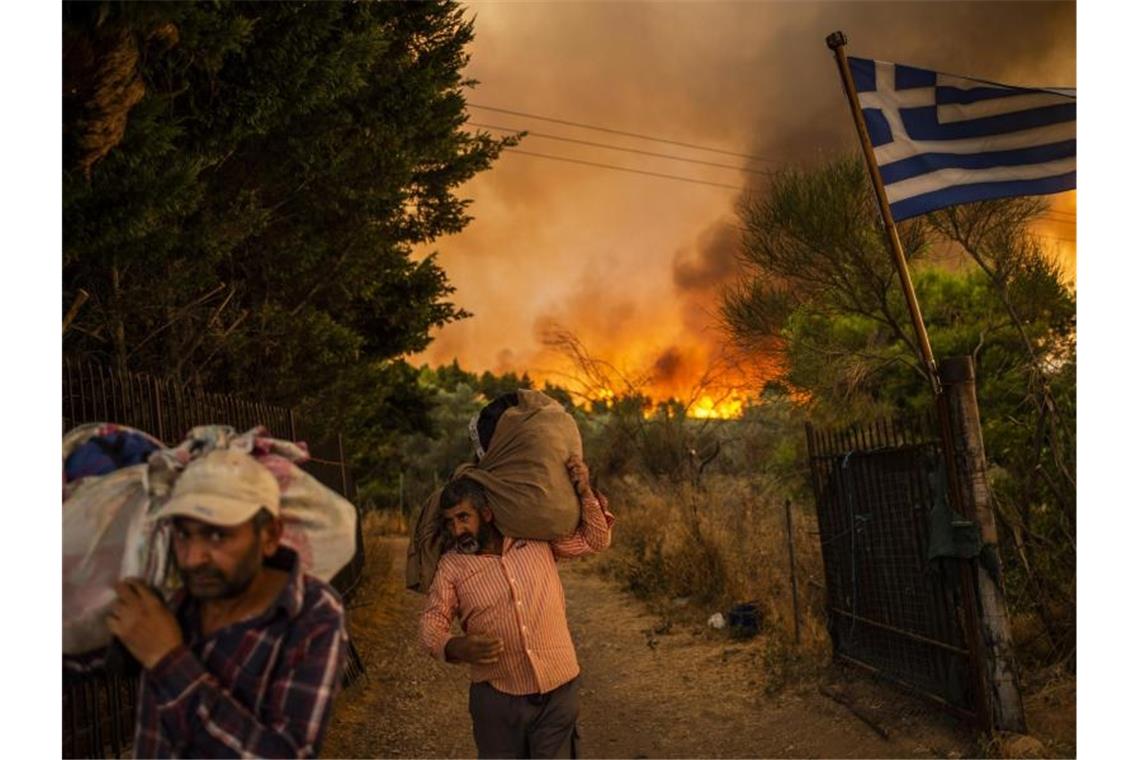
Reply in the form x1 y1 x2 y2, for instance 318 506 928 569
323 536 975 758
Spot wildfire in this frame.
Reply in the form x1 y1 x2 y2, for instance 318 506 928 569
568 385 749 420
518 333 774 420
689 392 746 420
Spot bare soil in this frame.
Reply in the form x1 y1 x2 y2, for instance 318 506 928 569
323 536 1070 758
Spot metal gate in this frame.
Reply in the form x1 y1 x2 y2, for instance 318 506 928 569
806 414 978 721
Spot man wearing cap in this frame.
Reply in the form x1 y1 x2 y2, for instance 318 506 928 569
106 448 348 758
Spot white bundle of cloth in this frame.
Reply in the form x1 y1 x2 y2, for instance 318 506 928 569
62 424 357 656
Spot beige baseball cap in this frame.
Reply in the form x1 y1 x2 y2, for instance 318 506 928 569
154 449 281 526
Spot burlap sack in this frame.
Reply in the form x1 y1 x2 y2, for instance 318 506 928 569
406 389 583 592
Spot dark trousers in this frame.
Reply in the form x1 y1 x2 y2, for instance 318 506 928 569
468 677 580 759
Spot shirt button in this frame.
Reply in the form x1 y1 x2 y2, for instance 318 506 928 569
516 601 522 607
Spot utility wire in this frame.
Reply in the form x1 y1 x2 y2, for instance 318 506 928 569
502 148 746 191
468 102 776 163
471 105 1081 210
469 122 769 176
500 145 1080 212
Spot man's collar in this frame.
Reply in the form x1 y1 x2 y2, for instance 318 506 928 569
266 545 305 619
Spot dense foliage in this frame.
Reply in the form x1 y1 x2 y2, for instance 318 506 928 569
62 1 516 488
723 155 1076 667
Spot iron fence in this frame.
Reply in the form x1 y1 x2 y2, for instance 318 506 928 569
806 413 978 721
62 357 366 758
62 670 137 759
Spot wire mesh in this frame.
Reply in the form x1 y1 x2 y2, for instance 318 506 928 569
806 414 977 718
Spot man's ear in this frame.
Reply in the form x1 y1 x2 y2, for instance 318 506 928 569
480 506 495 524
259 517 284 558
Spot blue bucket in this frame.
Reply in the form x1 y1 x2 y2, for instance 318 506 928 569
727 601 761 638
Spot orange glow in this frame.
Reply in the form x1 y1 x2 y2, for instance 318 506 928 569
1035 191 1076 284
690 391 746 420
409 5 1073 415
593 387 616 402
517 348 769 419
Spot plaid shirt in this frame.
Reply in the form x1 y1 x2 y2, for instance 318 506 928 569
133 547 348 758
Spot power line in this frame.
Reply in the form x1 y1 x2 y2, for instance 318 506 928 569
469 122 769 176
468 103 776 163
500 146 1080 210
502 148 746 191
472 104 1081 208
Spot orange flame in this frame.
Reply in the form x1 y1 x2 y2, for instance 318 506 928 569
689 391 746 420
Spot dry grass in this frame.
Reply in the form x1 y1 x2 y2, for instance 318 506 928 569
361 508 409 536
598 473 832 662
1017 662 1076 757
590 474 1074 754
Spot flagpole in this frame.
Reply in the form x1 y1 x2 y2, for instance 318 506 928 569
826 30 994 734
825 31 940 397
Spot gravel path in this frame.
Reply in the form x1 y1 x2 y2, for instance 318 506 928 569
322 535 975 758
323 536 474 758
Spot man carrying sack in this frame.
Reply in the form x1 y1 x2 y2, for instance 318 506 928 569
414 390 615 758
106 448 348 758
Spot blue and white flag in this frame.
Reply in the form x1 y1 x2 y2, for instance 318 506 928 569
849 57 1075 220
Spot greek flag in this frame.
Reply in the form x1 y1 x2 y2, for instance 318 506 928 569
849 57 1075 220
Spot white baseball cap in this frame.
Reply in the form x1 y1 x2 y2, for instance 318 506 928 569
155 449 281 526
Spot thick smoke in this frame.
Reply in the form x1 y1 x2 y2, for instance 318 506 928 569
414 1 1076 401
673 221 740 293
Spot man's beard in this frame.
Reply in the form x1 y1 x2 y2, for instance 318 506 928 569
456 523 491 555
179 540 263 599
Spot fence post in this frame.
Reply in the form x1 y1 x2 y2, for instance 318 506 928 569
939 356 1026 733
337 433 350 498
784 498 801 645
151 375 165 443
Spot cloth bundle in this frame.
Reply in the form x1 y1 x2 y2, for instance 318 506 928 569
62 424 357 656
406 389 583 592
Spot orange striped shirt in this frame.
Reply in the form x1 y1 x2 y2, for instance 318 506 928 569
419 493 614 695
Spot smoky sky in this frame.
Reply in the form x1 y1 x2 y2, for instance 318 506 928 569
673 222 740 293
651 346 685 385
413 1 1076 399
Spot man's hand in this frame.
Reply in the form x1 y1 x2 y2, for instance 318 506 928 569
566 454 595 501
106 579 183 670
445 634 504 665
